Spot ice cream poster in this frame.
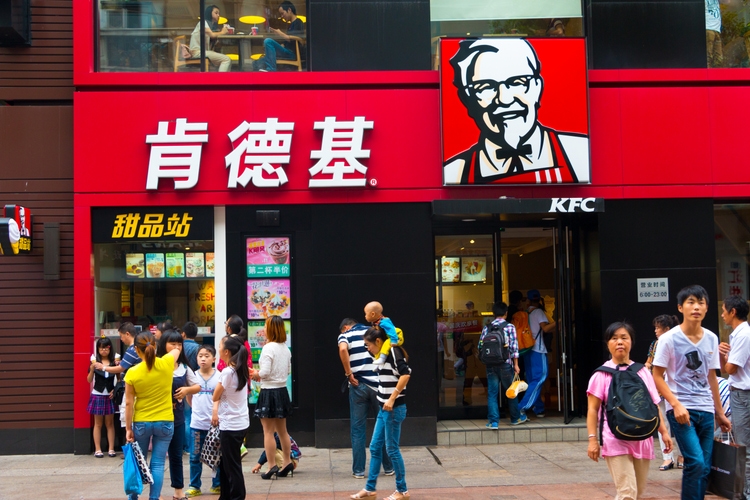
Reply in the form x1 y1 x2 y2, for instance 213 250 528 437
247 319 293 403
246 237 290 278
247 279 291 319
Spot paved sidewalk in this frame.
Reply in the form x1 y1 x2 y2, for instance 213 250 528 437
0 442 718 499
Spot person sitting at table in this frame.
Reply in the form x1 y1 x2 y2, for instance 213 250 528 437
254 1 305 72
190 4 231 72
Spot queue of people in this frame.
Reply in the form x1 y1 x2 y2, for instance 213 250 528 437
88 315 293 500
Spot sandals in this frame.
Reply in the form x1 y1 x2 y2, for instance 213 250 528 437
350 491 377 499
383 492 410 500
94 451 104 458
677 461 685 469
659 460 674 471
108 450 116 457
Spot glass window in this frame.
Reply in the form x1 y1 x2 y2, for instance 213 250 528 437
97 0 307 72
430 0 583 69
707 1 750 68
714 204 750 338
94 240 216 342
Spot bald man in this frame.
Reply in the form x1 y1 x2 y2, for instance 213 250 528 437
443 38 589 185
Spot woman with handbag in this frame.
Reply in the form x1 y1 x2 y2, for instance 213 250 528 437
124 331 181 500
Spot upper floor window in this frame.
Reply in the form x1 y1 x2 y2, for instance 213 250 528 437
707 0 750 68
430 0 583 69
97 0 307 72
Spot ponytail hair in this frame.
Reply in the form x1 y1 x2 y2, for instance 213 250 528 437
653 314 679 330
222 335 249 391
134 331 157 370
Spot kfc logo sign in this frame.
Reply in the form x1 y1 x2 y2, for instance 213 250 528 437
145 117 374 190
548 197 597 213
441 38 590 186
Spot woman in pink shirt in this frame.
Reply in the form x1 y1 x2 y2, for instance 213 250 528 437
586 322 672 500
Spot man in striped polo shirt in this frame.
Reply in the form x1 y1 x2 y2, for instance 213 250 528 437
338 318 394 479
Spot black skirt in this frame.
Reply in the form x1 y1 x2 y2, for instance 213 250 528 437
254 387 293 419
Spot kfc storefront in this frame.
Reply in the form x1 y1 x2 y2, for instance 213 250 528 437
72 34 750 451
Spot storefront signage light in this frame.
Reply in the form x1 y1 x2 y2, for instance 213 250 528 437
92 207 213 243
146 117 374 191
0 205 32 255
548 197 597 213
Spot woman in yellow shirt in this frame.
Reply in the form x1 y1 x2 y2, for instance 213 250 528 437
124 331 181 500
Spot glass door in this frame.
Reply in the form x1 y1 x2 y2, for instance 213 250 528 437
553 220 577 423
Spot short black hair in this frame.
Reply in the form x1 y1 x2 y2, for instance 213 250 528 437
339 318 357 331
198 344 216 357
509 290 523 305
676 285 709 307
724 295 749 321
182 321 198 339
118 322 137 337
604 321 636 346
492 301 508 318
279 1 296 14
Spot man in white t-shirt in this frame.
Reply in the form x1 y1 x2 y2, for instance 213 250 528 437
518 289 555 418
718 294 750 498
653 285 731 500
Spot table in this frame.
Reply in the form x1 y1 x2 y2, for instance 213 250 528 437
218 34 277 70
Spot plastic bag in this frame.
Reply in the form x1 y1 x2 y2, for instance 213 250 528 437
201 425 222 471
122 443 143 496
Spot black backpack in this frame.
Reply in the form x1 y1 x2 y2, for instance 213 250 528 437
479 320 510 366
594 363 660 445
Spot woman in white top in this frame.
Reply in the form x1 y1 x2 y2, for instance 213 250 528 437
252 315 293 479
189 5 231 72
211 335 250 500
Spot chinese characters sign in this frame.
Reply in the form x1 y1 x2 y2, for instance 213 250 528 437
722 260 747 299
147 117 374 190
637 278 669 302
92 207 213 243
247 237 290 277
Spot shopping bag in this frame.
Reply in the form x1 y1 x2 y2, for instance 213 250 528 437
506 374 529 399
201 425 222 471
707 433 746 499
131 440 154 485
122 443 143 496
443 358 455 380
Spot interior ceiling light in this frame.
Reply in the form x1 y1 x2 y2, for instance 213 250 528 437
469 239 475 244
462 218 476 222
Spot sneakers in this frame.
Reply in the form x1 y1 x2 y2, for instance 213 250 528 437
485 422 499 430
353 472 365 479
240 445 248 459
184 487 202 497
383 469 395 476
209 486 221 494
535 412 546 418
510 414 528 425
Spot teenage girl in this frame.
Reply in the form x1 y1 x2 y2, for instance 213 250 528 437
87 337 119 458
157 330 196 500
212 335 250 500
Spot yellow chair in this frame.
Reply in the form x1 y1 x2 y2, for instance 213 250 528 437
276 37 304 71
173 35 209 72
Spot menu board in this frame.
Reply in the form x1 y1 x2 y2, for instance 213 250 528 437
247 320 292 403
461 257 487 282
186 252 205 278
205 252 215 277
145 253 165 278
440 257 461 283
125 253 145 278
166 253 185 278
246 237 290 277
247 279 291 319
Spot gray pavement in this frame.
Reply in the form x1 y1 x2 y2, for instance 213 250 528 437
0 442 714 499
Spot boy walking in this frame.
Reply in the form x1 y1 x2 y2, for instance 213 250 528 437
652 285 731 500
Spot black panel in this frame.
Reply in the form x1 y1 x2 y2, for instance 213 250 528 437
226 203 437 445
587 0 705 68
309 0 431 70
597 199 717 364
0 428 73 455
316 416 436 447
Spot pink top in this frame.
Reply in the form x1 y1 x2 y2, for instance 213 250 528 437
586 360 661 459
217 340 254 372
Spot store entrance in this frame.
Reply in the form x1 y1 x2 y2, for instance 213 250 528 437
435 212 589 422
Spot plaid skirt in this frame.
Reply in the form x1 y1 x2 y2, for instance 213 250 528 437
87 394 115 416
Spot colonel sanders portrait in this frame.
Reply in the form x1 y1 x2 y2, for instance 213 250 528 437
443 38 590 185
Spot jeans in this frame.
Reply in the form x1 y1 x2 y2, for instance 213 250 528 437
167 421 185 489
519 350 547 415
129 421 174 500
189 428 220 490
365 405 407 494
259 38 294 71
487 363 520 424
219 429 246 500
349 382 393 475
731 389 750 498
184 406 192 453
667 409 714 500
